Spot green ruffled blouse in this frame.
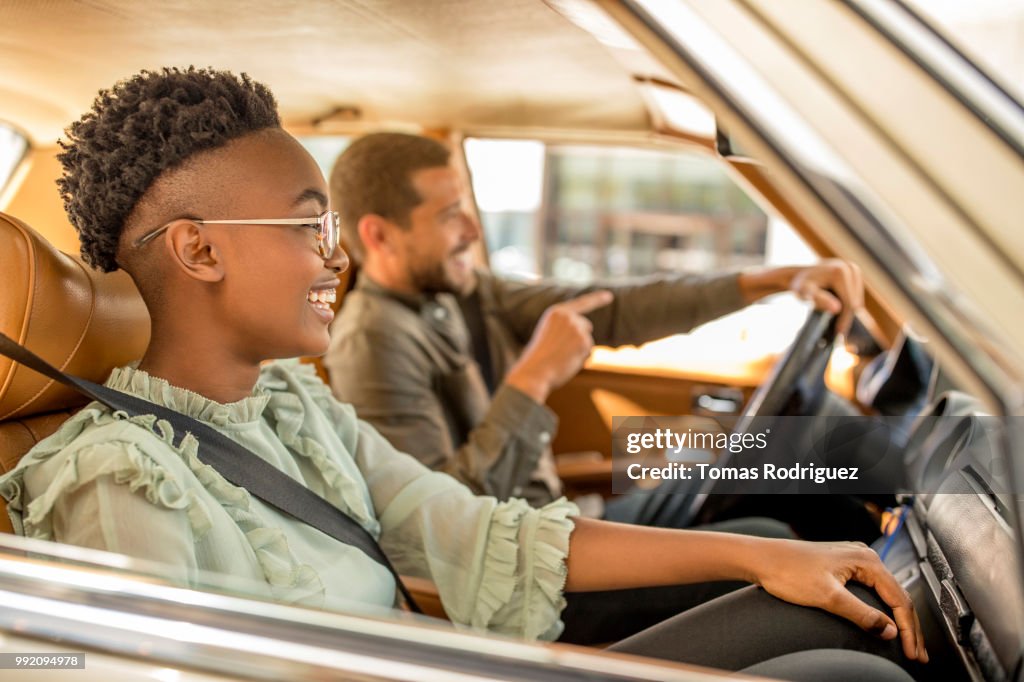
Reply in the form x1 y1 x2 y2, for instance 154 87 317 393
0 360 577 641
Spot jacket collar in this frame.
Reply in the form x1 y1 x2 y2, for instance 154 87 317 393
355 271 485 312
355 272 432 313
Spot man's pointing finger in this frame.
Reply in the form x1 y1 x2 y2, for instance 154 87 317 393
561 290 614 315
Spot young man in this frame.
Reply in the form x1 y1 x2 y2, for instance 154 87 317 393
324 132 864 523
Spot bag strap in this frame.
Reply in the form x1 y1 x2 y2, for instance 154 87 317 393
0 332 422 613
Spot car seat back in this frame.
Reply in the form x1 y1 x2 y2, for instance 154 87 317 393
0 212 150 532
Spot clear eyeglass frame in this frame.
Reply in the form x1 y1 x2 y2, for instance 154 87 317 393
133 211 341 259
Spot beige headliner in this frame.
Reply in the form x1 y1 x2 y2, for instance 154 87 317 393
0 0 653 146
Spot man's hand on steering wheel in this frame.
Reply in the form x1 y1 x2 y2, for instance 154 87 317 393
739 259 864 336
789 260 864 336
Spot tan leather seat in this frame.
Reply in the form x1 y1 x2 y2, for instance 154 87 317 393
0 211 150 533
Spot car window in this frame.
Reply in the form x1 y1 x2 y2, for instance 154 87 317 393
466 139 808 280
297 135 351 183
0 123 27 200
465 138 820 379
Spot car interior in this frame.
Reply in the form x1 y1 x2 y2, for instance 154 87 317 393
3 190 1021 681
0 1 1022 681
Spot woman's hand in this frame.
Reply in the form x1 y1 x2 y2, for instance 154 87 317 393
755 539 928 662
565 519 927 663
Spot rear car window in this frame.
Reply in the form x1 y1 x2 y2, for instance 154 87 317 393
464 138 822 380
0 123 27 200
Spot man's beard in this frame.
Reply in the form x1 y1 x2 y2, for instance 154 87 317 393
410 250 475 296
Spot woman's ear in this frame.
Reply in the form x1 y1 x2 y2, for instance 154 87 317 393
165 220 225 282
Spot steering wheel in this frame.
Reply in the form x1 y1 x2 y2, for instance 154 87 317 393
737 307 838 423
678 307 839 526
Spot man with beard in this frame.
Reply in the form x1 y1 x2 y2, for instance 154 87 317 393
324 132 863 525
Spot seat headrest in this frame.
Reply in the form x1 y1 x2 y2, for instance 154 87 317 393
0 212 150 420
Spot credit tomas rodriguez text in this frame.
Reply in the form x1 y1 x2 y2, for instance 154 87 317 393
627 462 860 484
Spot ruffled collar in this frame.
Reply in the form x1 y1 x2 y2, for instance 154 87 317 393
105 365 271 427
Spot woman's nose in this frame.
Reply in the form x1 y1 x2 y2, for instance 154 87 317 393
325 243 349 274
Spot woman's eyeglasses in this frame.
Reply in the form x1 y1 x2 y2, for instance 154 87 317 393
134 211 341 259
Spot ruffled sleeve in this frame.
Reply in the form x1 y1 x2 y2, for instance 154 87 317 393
0 406 215 542
0 372 329 607
266 360 579 640
351 421 578 641
465 497 576 640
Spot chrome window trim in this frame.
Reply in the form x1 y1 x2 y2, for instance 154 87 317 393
0 538 719 682
858 0 1024 154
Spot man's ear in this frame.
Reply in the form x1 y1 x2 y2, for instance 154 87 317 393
165 220 225 282
357 214 398 257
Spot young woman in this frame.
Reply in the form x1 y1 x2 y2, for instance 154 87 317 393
0 68 924 680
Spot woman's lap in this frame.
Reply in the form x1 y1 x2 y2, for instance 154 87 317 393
607 584 920 678
560 579 746 644
742 649 915 682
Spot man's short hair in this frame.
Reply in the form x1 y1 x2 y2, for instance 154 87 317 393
57 67 281 272
329 132 451 263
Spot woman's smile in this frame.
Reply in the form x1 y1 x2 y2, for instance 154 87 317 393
307 285 338 323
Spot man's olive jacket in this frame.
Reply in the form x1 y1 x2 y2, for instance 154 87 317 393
324 270 745 508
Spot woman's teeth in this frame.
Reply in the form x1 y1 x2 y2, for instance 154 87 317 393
307 289 337 308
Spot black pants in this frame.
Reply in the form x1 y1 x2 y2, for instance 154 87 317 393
562 588 916 682
607 584 920 681
741 649 914 682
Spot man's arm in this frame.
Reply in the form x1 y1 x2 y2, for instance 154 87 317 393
489 259 863 348
487 271 742 348
502 290 613 403
325 328 555 499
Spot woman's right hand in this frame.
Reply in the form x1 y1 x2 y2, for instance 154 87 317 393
754 539 928 662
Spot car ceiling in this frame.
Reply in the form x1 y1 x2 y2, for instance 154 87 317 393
0 0 653 146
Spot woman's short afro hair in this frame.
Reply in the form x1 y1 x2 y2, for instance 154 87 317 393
57 66 281 272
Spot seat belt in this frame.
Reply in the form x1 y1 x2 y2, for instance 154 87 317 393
0 332 422 613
